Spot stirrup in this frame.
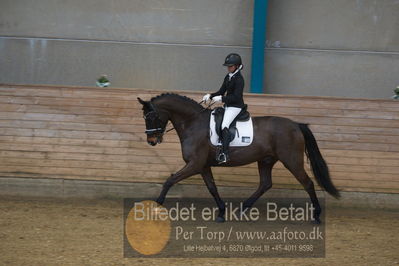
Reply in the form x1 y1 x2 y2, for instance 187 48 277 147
217 152 228 164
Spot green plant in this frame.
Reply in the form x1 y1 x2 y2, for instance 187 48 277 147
97 75 109 83
96 75 110 87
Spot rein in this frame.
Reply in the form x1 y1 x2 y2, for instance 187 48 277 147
164 100 216 134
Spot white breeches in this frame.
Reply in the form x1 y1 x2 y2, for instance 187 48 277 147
221 106 242 129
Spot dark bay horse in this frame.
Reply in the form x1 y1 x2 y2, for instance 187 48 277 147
138 93 340 223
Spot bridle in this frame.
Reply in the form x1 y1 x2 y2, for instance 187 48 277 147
143 100 216 136
143 101 166 135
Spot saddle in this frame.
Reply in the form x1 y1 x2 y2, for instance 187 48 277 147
212 104 250 142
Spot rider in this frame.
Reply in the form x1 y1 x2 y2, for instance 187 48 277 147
202 53 245 163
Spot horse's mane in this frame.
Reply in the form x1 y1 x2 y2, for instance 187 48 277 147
150 93 205 110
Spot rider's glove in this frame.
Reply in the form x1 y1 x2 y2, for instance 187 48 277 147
212 95 222 102
202 93 211 103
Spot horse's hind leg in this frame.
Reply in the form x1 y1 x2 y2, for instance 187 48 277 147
242 157 277 210
201 167 226 223
281 154 322 224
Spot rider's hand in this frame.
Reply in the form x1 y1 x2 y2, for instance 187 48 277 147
202 93 211 103
212 95 222 102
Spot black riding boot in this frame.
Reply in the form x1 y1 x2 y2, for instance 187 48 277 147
217 127 230 164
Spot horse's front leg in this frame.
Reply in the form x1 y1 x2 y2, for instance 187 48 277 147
201 167 226 223
156 162 201 205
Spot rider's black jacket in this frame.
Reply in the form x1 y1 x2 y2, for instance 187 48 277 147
210 71 245 108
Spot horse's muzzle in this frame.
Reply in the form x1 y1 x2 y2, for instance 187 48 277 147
147 135 163 146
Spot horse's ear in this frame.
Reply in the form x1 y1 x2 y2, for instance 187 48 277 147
137 97 147 106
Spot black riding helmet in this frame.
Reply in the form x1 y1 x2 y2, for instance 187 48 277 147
223 53 242 67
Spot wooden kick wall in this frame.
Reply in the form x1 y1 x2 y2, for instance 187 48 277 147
0 84 398 194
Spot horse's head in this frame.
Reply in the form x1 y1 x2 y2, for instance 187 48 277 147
137 97 169 146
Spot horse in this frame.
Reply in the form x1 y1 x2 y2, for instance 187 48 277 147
137 93 340 223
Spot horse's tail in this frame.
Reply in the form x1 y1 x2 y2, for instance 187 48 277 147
298 123 340 199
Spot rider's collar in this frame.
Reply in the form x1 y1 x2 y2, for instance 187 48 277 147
228 65 243 81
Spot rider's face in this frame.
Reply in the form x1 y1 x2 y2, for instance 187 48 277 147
227 65 238 73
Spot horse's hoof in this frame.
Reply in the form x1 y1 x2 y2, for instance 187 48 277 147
216 216 225 223
312 218 321 224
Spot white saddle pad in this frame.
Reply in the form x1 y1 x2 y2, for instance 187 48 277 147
209 110 253 147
